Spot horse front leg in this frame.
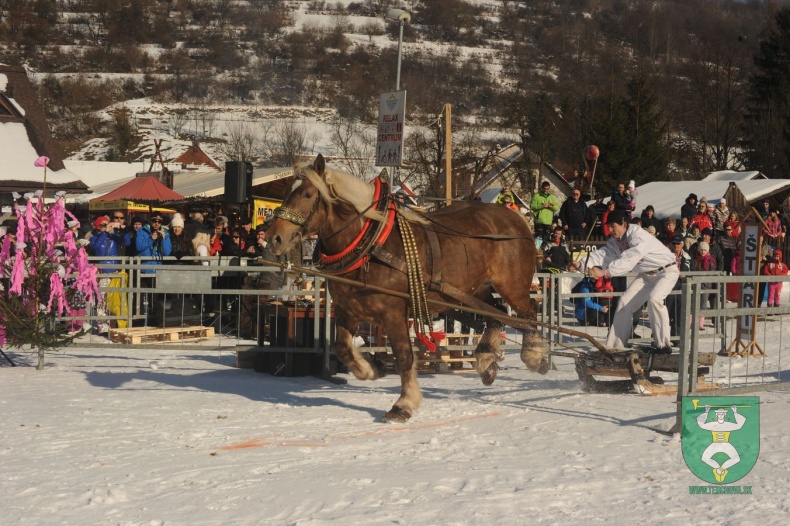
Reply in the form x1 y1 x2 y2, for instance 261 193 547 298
521 327 549 375
382 320 421 423
474 322 505 386
333 307 385 381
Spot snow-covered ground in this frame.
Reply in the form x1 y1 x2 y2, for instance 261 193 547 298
2 334 787 525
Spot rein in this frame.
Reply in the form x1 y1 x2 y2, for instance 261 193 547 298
407 207 535 242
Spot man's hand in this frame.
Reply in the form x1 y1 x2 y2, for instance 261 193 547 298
705 404 711 413
732 405 738 414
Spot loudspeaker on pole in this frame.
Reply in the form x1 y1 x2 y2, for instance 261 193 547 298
224 161 253 203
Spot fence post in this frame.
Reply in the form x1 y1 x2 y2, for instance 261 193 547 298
674 276 695 433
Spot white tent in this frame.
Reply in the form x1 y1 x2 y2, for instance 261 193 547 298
610 179 790 219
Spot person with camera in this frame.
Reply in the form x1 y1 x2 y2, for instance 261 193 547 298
136 213 172 274
88 215 122 272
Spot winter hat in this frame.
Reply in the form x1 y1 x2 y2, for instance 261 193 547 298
170 214 185 228
628 180 635 189
131 216 145 225
720 198 727 204
646 225 657 235
701 228 713 237
93 216 109 229
774 249 783 260
67 220 80 229
698 241 710 252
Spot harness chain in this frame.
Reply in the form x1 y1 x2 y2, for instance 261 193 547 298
397 210 444 352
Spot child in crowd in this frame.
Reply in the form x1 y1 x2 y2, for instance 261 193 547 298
764 249 788 308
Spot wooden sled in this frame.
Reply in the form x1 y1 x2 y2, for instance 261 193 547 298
573 347 719 396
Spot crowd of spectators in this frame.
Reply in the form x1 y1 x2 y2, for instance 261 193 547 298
496 181 790 329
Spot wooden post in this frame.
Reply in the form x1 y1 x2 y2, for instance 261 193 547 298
445 103 452 207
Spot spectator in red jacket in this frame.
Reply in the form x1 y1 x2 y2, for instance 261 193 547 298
690 202 713 232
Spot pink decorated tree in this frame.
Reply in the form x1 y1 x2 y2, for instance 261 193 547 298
0 157 100 369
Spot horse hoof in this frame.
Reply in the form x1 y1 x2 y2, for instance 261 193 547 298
480 362 499 386
384 406 412 423
537 358 550 375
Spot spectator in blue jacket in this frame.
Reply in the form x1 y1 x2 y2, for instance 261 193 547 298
88 215 122 273
136 213 172 273
573 276 613 326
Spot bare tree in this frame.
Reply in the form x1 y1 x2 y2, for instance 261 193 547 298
216 120 259 162
167 109 189 137
259 119 310 166
328 115 375 179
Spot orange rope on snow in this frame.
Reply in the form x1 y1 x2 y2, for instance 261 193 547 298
215 411 501 452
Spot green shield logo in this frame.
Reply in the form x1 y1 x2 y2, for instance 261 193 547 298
682 396 760 484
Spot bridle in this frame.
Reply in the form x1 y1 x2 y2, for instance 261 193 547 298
273 188 322 236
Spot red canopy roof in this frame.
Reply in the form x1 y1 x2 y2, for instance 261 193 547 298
92 175 185 202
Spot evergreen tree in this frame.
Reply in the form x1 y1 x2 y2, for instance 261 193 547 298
741 7 790 178
622 73 669 187
584 74 668 195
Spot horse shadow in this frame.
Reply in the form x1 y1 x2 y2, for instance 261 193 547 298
80 354 389 420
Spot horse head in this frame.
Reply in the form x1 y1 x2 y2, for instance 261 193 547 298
267 155 328 256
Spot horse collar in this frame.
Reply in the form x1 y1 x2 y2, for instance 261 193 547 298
318 178 395 274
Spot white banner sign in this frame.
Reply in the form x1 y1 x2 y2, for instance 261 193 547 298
738 223 761 341
376 90 406 167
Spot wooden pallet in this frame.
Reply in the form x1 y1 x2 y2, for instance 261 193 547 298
109 325 215 344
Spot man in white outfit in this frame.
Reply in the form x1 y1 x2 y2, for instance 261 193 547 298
581 210 679 354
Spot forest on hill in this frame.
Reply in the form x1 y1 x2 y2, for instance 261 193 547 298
3 0 790 195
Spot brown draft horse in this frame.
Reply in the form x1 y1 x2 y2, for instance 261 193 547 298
267 155 548 422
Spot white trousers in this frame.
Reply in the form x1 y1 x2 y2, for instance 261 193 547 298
606 266 679 350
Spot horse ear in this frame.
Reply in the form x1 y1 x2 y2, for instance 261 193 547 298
313 154 326 176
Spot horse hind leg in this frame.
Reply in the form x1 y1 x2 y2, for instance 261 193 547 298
521 325 550 375
474 321 505 386
497 286 549 375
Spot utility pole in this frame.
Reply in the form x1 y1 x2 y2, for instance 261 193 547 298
445 104 452 207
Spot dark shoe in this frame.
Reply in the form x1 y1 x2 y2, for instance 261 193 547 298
650 346 672 355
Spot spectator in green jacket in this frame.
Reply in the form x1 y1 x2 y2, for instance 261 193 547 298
530 180 560 242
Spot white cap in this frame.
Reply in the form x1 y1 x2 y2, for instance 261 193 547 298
720 198 726 204
67 220 80 229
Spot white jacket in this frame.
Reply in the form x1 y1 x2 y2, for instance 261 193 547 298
583 225 676 277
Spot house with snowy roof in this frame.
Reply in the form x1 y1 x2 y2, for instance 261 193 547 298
0 64 88 205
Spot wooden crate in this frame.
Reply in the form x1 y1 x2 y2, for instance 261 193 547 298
415 334 482 373
109 325 215 345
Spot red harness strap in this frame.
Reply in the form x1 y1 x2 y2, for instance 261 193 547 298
317 179 397 274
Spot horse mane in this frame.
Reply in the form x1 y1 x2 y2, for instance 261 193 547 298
296 163 386 222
